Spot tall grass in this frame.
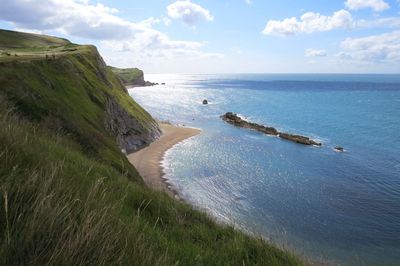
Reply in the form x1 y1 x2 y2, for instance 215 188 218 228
0 106 167 265
0 29 305 264
0 99 304 266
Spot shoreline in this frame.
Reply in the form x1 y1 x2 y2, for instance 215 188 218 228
127 123 201 199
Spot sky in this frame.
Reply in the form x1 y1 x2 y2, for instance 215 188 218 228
0 0 400 74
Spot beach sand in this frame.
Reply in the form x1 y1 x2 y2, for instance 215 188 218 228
127 123 201 198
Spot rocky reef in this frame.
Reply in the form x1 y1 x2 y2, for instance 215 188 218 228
222 112 279 135
221 112 321 146
279 133 321 146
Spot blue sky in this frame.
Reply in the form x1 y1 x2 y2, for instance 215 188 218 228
1 0 400 73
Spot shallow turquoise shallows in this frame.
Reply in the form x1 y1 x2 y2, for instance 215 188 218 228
129 74 400 265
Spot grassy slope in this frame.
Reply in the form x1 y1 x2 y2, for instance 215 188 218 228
108 66 145 85
0 29 70 48
0 29 156 174
0 29 303 265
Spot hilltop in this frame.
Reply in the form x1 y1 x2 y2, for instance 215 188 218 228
109 66 159 87
0 29 303 265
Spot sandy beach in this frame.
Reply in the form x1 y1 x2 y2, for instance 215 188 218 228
127 123 201 198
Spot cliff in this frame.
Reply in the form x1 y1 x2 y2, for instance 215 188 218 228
0 29 160 155
0 29 302 266
109 66 157 87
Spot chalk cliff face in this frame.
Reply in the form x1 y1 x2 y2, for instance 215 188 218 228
0 29 160 155
105 96 161 153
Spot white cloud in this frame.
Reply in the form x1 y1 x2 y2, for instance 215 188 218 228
162 17 172 27
0 0 217 60
305 48 327 57
138 17 161 28
356 16 400 28
262 9 353 36
338 31 400 62
245 0 253 5
345 0 390 12
167 0 213 26
0 0 145 39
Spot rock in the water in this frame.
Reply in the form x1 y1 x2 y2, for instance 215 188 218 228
202 99 208 105
221 112 322 146
279 132 321 146
221 112 279 136
144 81 158 86
334 146 344 152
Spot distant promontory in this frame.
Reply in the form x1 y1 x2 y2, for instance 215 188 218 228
108 66 158 87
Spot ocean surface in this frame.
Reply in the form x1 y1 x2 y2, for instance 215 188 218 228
129 74 400 265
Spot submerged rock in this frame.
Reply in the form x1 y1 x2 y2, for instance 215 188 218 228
202 99 208 105
334 146 344 152
221 112 322 146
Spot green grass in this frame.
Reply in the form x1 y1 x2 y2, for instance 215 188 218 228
108 66 144 85
0 40 156 166
0 29 70 48
0 29 304 265
0 98 303 266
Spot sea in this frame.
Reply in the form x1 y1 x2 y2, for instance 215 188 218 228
129 74 400 265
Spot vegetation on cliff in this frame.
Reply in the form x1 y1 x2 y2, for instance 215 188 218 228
0 29 303 265
109 66 150 87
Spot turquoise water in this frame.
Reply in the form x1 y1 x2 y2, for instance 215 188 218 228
129 74 400 265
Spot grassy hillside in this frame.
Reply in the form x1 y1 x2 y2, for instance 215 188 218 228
0 29 70 48
109 66 146 86
0 29 303 265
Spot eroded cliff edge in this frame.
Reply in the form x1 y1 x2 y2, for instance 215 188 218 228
0 29 161 155
108 66 158 87
105 96 160 153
